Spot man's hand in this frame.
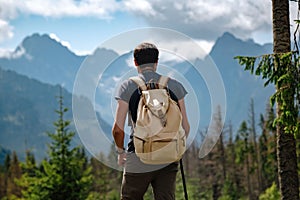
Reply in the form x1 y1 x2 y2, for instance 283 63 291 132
118 153 126 166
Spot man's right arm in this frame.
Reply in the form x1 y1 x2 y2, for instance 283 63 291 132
112 100 128 166
112 100 128 148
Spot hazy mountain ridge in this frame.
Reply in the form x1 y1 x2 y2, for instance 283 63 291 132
0 32 276 162
0 33 86 92
209 32 274 125
0 67 112 163
0 67 72 162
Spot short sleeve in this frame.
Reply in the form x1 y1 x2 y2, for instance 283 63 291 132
115 79 138 103
168 78 188 100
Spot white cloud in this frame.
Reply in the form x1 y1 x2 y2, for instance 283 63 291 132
0 19 14 43
12 45 28 59
123 0 156 17
126 57 135 68
6 0 120 19
49 33 72 49
0 44 32 59
0 0 271 38
98 75 122 95
49 33 93 56
184 1 231 22
112 75 121 83
158 39 214 62
128 0 273 41
0 0 123 52
72 49 92 56
0 48 12 58
0 1 22 20
1 0 299 56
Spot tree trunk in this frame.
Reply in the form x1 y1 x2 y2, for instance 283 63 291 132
272 0 299 199
219 131 226 180
229 122 241 194
245 137 253 200
216 106 226 180
249 99 263 195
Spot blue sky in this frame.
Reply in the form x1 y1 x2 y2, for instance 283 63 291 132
0 0 299 57
1 10 147 55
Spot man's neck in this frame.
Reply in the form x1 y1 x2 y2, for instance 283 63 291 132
139 67 155 73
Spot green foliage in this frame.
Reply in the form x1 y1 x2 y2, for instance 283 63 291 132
143 186 154 200
89 155 121 200
259 182 280 200
259 116 277 189
0 68 75 162
0 99 286 199
235 121 249 164
17 91 92 200
4 154 10 174
0 87 291 200
86 191 119 200
218 178 240 200
235 52 300 136
7 152 22 198
175 175 204 200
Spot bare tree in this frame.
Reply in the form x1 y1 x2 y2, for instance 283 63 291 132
248 99 263 195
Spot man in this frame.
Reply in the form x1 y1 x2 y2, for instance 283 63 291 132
112 42 190 200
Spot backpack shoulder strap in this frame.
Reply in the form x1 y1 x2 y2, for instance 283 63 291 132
129 76 147 91
158 76 169 89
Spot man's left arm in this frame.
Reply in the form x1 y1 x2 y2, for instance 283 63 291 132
178 98 190 138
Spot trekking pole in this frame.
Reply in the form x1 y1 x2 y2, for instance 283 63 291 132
180 158 188 200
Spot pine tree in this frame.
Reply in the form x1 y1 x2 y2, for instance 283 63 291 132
259 104 278 191
222 122 242 200
19 89 92 200
89 156 111 200
4 154 10 175
0 172 5 199
6 151 22 198
0 154 11 198
237 121 253 200
22 151 37 177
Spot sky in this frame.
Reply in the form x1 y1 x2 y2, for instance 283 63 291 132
0 0 299 58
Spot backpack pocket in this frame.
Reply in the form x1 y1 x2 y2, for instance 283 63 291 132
134 133 186 165
150 138 178 163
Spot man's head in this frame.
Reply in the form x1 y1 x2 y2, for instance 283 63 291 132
134 43 159 70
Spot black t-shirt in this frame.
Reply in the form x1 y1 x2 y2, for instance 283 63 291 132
115 71 187 152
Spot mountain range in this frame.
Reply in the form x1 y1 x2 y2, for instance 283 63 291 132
0 67 114 163
0 32 274 163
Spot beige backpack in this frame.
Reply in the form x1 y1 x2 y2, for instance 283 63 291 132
130 76 186 164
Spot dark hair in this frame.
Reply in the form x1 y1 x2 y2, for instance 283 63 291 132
133 43 159 67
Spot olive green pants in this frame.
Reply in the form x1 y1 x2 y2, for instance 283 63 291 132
121 153 178 200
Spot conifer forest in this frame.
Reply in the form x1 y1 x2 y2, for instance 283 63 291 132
1 0 300 199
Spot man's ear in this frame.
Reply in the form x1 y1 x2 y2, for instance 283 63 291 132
134 59 139 67
134 60 142 73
